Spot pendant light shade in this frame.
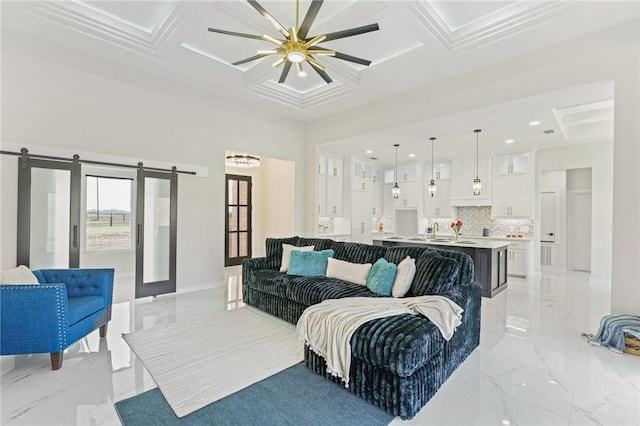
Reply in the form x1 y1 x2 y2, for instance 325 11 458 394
392 144 400 199
428 137 437 197
473 129 482 196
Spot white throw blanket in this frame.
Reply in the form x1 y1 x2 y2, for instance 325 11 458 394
297 296 464 386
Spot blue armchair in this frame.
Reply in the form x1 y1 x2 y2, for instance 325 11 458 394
1 268 114 370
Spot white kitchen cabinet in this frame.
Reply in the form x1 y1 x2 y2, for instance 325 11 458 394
373 169 384 184
326 175 343 216
327 156 342 177
492 174 530 217
393 181 419 208
351 190 373 244
493 152 530 176
382 183 395 217
424 180 453 217
425 161 452 181
372 182 383 217
317 154 327 175
450 153 491 206
397 164 418 182
317 175 327 215
507 241 528 277
351 159 374 192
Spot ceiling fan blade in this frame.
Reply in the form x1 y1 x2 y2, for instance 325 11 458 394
321 23 379 42
246 0 290 38
307 57 333 83
298 0 324 39
278 62 292 83
208 27 264 40
232 54 271 66
332 51 372 66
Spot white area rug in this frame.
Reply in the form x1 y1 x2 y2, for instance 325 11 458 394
122 307 303 417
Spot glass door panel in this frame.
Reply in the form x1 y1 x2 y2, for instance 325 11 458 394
142 177 171 283
135 168 177 298
17 156 81 268
225 174 252 266
29 168 71 269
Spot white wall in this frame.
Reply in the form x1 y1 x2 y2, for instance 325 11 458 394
0 43 306 293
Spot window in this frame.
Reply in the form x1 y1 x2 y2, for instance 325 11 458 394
86 176 133 252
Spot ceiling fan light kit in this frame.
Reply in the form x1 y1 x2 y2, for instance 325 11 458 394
208 0 379 84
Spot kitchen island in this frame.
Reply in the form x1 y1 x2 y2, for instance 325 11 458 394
373 236 510 298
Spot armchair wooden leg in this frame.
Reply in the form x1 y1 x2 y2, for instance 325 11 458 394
50 352 63 370
99 323 108 338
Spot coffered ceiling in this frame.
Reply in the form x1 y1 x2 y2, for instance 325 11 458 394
2 1 637 122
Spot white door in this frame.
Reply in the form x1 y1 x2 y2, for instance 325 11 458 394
541 192 555 243
569 191 592 272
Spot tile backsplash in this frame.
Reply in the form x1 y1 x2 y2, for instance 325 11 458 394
430 206 533 238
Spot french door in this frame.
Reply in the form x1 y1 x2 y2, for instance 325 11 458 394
135 168 177 298
225 174 252 266
17 155 81 268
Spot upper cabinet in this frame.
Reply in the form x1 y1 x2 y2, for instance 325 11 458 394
326 156 342 178
491 152 533 218
425 161 452 181
493 152 530 176
351 158 374 192
450 152 491 206
424 160 453 217
397 164 418 182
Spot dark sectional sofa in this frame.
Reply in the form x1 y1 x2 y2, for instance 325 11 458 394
242 236 482 420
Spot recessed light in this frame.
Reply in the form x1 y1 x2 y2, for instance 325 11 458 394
408 153 416 158
365 150 373 154
505 139 514 144
529 120 541 126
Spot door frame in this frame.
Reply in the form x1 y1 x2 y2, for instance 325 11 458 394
135 167 178 298
17 153 81 268
225 174 252 267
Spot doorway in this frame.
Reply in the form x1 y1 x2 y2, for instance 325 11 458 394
567 190 592 272
225 174 252 266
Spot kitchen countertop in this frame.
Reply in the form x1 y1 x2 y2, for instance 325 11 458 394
373 236 510 249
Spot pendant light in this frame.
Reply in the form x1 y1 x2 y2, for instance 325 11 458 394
392 144 400 199
428 137 437 197
473 129 482 195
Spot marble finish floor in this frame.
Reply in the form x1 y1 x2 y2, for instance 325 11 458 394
1 270 639 425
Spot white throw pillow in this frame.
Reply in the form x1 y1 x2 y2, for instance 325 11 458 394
392 256 416 298
280 244 315 272
0 265 39 285
326 258 372 286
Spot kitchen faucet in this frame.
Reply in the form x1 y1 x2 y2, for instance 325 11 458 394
431 222 439 239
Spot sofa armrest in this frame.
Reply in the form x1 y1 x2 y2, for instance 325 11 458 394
0 284 70 354
34 269 114 307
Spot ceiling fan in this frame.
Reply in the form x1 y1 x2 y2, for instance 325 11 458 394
207 0 379 84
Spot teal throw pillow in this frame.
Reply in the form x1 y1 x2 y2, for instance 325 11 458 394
366 258 397 296
288 249 334 277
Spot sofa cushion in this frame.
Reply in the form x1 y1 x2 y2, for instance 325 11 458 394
285 276 380 306
280 244 315 272
331 242 387 264
366 258 397 296
434 249 474 286
288 249 334 277
383 246 431 266
0 265 39 285
67 296 105 326
392 256 416 298
411 251 460 295
350 314 445 377
326 258 372 286
265 236 299 270
298 237 334 251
